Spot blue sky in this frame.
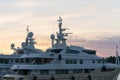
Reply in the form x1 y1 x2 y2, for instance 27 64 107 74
0 0 120 57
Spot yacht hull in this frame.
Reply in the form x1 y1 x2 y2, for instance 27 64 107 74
3 68 120 80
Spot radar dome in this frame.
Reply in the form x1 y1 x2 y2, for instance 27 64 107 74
28 32 33 38
22 42 26 47
50 34 55 39
11 43 15 49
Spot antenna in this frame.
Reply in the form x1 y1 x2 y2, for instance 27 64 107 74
26 25 29 35
26 25 30 46
58 17 62 34
58 16 62 23
63 33 72 37
116 45 119 65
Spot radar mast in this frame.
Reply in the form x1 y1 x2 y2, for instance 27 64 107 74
50 17 71 49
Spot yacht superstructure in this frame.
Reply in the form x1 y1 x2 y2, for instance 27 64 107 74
3 17 120 80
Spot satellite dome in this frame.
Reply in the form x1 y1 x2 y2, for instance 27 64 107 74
22 42 26 47
11 43 15 49
28 32 33 38
50 34 55 39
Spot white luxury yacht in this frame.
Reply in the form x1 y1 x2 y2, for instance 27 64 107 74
3 17 120 80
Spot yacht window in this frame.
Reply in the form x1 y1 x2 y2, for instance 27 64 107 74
84 69 89 73
50 49 62 53
73 69 82 73
79 60 83 64
20 59 24 63
92 60 95 63
40 70 49 75
10 59 13 63
91 69 95 71
32 58 53 64
82 49 96 55
32 76 37 80
0 59 9 64
4 59 8 64
0 59 3 63
15 59 19 63
98 60 101 63
66 49 79 54
66 60 77 64
56 69 68 74
26 58 30 63
22 70 29 75
18 78 23 80
35 70 38 72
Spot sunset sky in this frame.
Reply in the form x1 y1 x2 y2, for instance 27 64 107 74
0 0 120 57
